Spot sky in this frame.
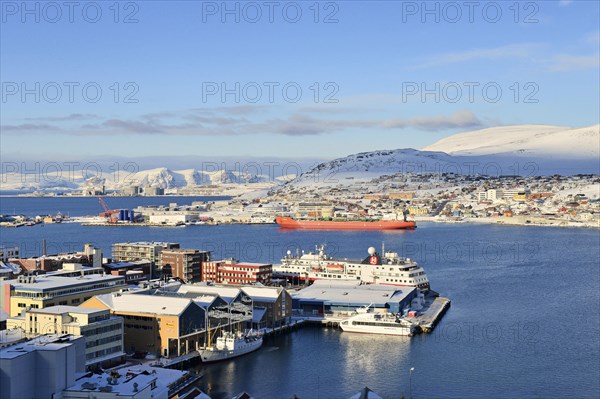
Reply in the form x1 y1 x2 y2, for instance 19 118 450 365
1 0 599 168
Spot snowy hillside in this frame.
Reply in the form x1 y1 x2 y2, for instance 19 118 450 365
423 124 600 158
285 124 599 187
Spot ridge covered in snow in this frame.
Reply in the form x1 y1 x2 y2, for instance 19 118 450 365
422 124 600 158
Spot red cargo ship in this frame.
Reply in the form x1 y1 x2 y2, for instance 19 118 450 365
275 216 416 230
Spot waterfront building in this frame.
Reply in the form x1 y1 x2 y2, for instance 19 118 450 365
202 259 272 285
0 274 127 317
81 292 208 358
241 286 292 329
160 249 209 283
0 334 86 399
6 305 124 369
292 280 417 316
112 241 180 277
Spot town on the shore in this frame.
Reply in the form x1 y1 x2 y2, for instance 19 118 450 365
3 173 599 229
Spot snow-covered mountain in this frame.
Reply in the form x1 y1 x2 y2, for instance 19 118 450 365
422 124 599 158
0 167 288 192
2 125 598 193
286 124 600 187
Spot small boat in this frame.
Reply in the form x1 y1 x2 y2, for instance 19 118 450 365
340 312 419 336
198 330 263 363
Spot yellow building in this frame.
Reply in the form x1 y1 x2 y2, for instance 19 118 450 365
6 305 124 369
1 274 127 317
408 206 430 216
81 292 229 358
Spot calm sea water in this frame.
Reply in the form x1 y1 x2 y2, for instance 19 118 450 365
1 197 599 398
0 195 230 217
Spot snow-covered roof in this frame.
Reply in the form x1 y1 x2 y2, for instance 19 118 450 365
93 292 196 316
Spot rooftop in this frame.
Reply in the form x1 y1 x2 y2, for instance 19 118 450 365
7 273 125 292
293 280 415 306
113 241 179 247
177 284 242 303
0 334 83 359
65 364 190 397
28 305 106 315
241 286 282 301
95 292 198 316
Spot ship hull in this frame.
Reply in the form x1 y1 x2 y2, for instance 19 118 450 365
199 337 263 363
276 216 416 230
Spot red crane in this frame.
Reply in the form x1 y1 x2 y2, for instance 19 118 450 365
98 196 118 223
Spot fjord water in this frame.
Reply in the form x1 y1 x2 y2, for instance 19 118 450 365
1 197 598 398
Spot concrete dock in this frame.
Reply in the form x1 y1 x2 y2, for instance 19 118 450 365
414 296 451 333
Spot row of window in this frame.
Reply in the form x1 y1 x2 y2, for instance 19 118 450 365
85 345 122 360
86 334 121 348
14 281 124 299
82 323 122 336
123 314 154 321
125 323 153 330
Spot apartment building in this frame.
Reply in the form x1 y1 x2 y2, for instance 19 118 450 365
112 242 180 277
0 274 127 317
160 249 209 283
202 259 272 285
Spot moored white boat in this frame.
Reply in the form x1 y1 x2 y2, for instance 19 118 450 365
340 312 419 336
198 331 263 363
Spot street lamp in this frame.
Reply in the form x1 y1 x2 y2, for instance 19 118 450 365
409 367 415 399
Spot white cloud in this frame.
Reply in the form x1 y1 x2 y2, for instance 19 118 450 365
548 53 600 71
409 43 545 69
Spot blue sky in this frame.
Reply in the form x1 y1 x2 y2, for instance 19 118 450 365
1 0 599 166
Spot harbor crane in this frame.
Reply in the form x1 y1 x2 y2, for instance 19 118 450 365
97 196 118 223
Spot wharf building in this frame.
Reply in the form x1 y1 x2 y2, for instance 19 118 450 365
201 258 272 285
82 291 235 358
5 305 124 369
292 280 418 316
112 241 180 278
0 273 127 317
167 283 292 330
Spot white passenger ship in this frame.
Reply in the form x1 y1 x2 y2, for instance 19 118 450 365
273 245 430 290
340 312 419 336
199 331 262 363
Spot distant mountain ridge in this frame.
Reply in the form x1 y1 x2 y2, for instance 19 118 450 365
2 124 598 192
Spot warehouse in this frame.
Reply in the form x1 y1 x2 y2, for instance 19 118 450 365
292 280 417 316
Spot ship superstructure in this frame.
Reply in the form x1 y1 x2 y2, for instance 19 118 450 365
273 245 430 290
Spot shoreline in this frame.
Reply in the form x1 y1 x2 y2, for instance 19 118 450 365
414 216 600 229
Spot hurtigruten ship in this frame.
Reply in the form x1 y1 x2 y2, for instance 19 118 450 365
273 245 430 290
